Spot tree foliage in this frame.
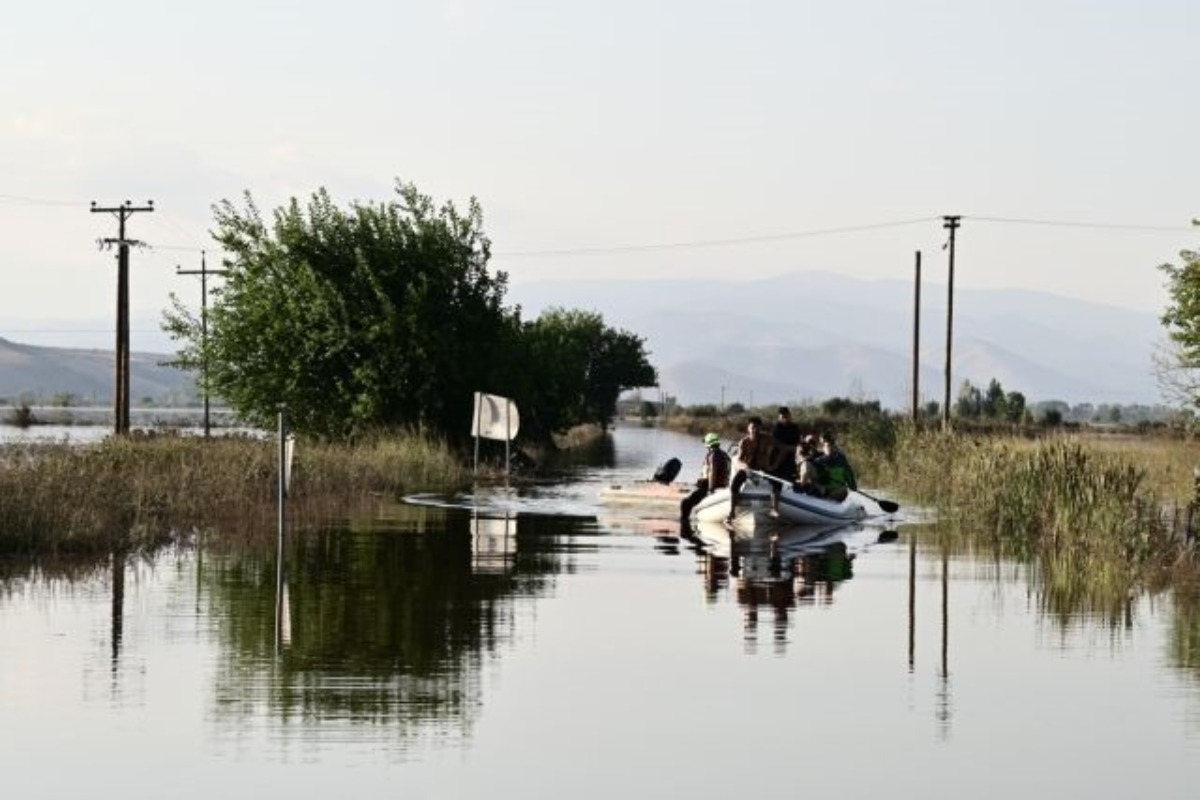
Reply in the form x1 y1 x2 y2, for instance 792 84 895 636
510 308 656 438
982 378 1007 418
955 380 983 418
164 182 656 442
956 378 1026 422
1004 391 1027 423
165 183 512 438
1158 225 1200 407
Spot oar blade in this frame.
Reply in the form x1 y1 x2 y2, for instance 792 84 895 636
855 489 900 514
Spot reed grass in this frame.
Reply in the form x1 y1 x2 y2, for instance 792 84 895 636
851 425 1199 612
0 431 471 556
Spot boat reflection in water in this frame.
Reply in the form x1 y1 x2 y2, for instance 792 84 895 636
689 520 898 652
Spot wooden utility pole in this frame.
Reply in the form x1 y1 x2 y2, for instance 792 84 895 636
91 200 155 435
941 216 961 429
177 251 228 437
912 250 922 424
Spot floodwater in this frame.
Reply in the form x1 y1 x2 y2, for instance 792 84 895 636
2 426 1199 798
0 422 260 444
0 423 115 444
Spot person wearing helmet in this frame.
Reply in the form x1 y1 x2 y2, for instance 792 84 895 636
679 432 731 530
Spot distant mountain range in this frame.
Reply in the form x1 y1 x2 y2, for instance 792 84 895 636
0 271 1168 410
0 337 196 405
508 271 1167 409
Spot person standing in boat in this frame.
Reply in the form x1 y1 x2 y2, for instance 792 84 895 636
726 416 771 522
814 432 857 501
679 432 732 529
767 406 801 514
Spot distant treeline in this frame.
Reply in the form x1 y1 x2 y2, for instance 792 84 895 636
623 376 1185 430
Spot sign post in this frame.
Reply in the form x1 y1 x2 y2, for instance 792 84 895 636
471 392 520 476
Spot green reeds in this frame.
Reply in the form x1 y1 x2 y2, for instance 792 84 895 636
0 432 470 556
859 427 1197 613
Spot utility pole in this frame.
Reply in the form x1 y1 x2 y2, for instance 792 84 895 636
177 251 228 437
941 216 961 430
92 200 155 436
912 250 922 424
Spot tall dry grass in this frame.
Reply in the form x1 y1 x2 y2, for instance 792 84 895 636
0 432 470 555
853 426 1199 610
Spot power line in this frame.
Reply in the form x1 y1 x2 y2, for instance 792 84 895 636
493 217 938 258
1 329 164 334
0 192 86 207
6 186 1193 251
492 213 1196 259
967 215 1195 232
150 243 212 253
154 208 215 248
2 192 216 251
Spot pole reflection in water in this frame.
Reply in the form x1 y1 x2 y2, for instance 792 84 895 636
938 546 953 739
905 533 955 739
908 533 916 673
110 549 125 678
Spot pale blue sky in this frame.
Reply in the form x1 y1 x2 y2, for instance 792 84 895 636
3 0 1197 348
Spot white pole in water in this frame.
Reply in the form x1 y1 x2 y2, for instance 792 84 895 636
505 401 511 479
275 407 286 651
473 392 482 476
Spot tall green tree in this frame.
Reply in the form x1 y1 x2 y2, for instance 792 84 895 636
982 378 1008 419
1158 223 1200 407
955 379 982 418
1004 390 1027 423
513 308 657 438
164 181 514 439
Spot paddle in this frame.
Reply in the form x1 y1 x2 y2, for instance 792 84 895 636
747 468 788 488
747 469 899 514
855 490 900 514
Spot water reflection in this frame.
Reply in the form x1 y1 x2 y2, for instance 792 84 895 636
110 551 125 674
470 513 518 574
684 521 897 654
901 540 950 735
1172 589 1200 679
3 423 1200 787
201 506 586 751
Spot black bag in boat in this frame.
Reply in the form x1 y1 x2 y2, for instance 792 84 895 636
652 457 682 484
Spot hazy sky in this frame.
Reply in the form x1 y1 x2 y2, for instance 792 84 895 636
4 0 1197 350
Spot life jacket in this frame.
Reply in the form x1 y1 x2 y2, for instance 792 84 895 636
706 447 731 489
819 450 856 491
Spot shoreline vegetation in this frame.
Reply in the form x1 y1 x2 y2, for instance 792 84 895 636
0 432 473 556
0 421 608 557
